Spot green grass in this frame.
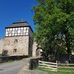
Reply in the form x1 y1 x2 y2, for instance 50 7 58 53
37 67 74 74
58 67 74 71
58 64 74 71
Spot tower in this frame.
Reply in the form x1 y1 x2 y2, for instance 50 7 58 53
3 21 33 57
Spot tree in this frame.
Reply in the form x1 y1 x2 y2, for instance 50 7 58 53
33 0 74 62
56 0 74 62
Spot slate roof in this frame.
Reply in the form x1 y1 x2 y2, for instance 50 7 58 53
5 20 33 32
7 20 29 28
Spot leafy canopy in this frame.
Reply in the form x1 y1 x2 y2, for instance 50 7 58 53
33 0 74 59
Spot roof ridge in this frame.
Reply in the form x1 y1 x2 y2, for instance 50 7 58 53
7 20 29 28
12 20 28 24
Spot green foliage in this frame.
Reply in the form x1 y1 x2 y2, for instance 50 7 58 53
33 0 74 61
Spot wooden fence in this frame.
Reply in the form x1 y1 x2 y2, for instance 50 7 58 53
39 60 57 71
39 60 74 72
58 63 74 72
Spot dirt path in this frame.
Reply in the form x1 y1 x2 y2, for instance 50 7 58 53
18 58 47 74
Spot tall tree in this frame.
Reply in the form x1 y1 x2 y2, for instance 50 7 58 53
56 0 74 62
33 0 74 62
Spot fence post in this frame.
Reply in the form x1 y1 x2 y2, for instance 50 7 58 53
29 58 38 70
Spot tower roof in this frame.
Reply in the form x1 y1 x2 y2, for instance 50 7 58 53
5 20 33 32
8 20 29 28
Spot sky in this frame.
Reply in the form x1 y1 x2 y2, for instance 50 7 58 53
0 0 37 38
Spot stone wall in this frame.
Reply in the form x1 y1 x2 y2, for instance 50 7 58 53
3 36 29 56
0 39 4 54
32 41 37 57
0 36 38 57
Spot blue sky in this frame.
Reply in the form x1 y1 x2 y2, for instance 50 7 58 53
0 0 37 38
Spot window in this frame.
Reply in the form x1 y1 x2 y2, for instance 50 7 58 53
6 32 8 36
14 39 18 43
25 32 28 35
18 29 21 34
9 33 11 36
14 29 18 34
20 27 24 30
13 49 17 53
26 27 28 32
7 29 9 31
10 28 12 31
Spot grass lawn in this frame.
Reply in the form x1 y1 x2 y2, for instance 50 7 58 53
37 67 74 74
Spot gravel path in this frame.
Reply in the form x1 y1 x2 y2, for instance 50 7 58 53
18 58 48 74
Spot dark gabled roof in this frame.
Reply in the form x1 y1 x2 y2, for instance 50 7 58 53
5 20 33 32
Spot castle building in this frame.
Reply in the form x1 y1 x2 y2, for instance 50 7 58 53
0 21 32 57
0 20 42 57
